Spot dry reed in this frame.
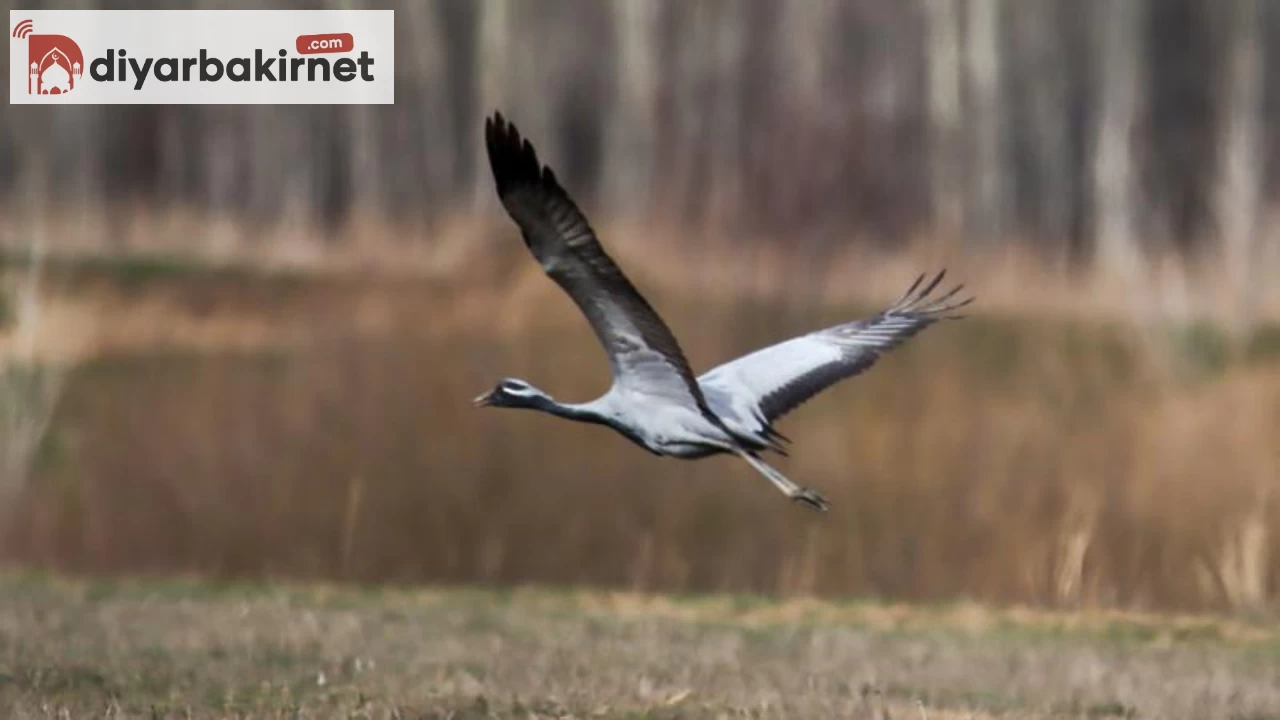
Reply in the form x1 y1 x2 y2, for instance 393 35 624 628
0 215 1276 614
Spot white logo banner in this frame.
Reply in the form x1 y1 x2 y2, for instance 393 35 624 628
10 10 394 105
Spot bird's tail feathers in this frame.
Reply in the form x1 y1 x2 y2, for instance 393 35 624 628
750 411 791 456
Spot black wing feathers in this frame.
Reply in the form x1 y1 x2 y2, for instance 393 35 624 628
484 112 739 436
758 270 972 422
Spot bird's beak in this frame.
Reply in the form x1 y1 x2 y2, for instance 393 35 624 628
472 390 495 408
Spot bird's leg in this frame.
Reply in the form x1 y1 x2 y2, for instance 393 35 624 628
734 450 831 512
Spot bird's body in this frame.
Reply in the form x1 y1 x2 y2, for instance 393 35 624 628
592 390 737 459
475 112 973 511
491 381 758 459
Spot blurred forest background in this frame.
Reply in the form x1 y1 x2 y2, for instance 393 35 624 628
0 0 1278 614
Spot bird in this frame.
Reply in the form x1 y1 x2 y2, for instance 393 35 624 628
473 112 973 511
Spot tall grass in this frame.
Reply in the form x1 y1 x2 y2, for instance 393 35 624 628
0 232 67 541
2 233 1276 615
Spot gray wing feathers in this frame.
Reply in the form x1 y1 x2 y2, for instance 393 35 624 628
699 270 973 425
484 113 714 411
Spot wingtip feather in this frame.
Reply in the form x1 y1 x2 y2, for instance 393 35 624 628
895 273 927 306
888 269 977 318
485 110 554 199
909 269 947 308
919 282 964 310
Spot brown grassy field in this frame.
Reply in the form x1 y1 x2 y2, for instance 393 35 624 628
0 244 1278 613
2 572 1279 719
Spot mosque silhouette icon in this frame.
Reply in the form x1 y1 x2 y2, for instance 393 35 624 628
12 20 85 96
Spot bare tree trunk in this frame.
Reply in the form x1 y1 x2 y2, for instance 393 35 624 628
925 0 964 240
1214 0 1263 335
963 0 1005 246
779 0 832 105
404 1 455 227
326 0 383 225
343 106 382 223
472 0 511 208
1011 0 1072 264
202 109 242 253
665 2 720 226
605 0 659 219
705 0 748 227
1091 0 1145 281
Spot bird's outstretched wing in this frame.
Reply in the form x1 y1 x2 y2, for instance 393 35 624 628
698 270 973 427
484 112 716 413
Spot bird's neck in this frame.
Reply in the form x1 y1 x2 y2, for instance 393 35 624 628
532 395 613 426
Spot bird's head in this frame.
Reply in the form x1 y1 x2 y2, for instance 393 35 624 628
472 377 546 409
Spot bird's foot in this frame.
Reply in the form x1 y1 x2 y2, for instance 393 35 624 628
791 487 830 512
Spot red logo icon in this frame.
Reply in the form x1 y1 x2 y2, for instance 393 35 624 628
13 19 85 96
